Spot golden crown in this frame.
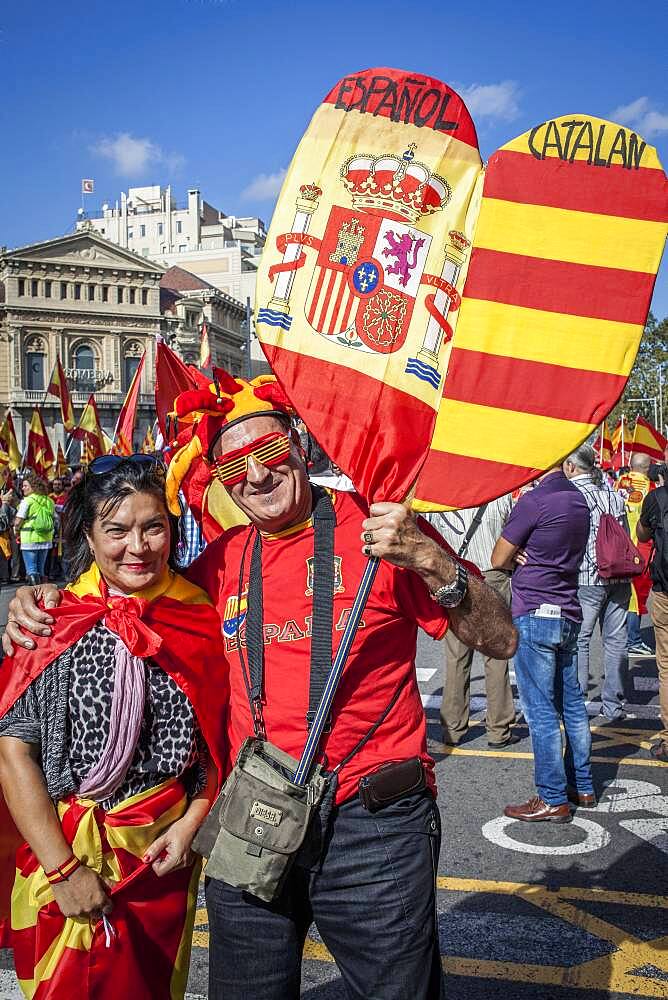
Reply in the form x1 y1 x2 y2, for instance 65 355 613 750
340 148 451 224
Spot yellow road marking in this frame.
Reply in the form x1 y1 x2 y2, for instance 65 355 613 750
436 745 667 768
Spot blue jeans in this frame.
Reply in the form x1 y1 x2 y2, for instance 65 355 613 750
577 583 629 719
205 790 442 1000
514 613 594 804
21 548 48 578
627 611 641 647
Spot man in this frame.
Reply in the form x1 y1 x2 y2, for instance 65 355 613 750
4 374 516 1000
636 486 668 761
563 444 630 721
616 453 655 656
491 465 594 821
428 498 518 747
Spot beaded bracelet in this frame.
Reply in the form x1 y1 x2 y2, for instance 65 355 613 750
44 855 81 885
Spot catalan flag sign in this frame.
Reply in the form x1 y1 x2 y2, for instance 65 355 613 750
631 414 667 461
413 114 668 510
256 67 482 504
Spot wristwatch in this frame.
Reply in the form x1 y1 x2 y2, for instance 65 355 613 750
430 561 468 608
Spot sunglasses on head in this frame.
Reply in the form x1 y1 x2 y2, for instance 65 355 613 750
211 431 292 486
88 454 165 476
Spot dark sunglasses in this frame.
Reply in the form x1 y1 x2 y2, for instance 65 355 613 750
88 454 165 476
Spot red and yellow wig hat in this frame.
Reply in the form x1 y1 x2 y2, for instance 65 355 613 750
165 367 294 531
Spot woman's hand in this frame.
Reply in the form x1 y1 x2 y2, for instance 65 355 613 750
51 865 112 920
143 818 196 877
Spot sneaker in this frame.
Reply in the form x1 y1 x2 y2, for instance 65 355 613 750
649 741 668 762
628 642 655 656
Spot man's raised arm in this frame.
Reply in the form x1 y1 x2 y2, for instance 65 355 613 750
361 503 517 661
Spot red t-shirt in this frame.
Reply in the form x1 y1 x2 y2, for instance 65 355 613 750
188 492 449 804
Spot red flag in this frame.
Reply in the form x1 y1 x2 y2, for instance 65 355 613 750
155 338 208 438
72 395 107 461
0 413 21 471
23 410 55 478
113 352 146 456
46 356 75 434
631 414 667 461
593 420 613 467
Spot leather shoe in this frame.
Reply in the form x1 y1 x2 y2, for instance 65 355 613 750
566 787 597 808
504 796 572 823
487 733 521 748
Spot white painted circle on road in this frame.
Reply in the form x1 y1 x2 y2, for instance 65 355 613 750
482 816 611 855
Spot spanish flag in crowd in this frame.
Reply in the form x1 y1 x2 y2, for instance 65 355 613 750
72 394 107 462
255 68 668 509
46 356 75 434
0 413 21 472
630 414 667 462
112 351 145 455
23 409 55 478
593 420 614 467
141 424 157 454
55 442 69 478
611 418 625 454
199 321 211 370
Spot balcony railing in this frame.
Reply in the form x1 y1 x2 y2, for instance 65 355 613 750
9 389 155 408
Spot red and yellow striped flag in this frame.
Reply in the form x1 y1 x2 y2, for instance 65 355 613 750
72 394 106 462
199 321 211 370
54 442 69 479
631 414 667 461
611 419 625 454
141 425 157 454
413 115 668 510
23 410 55 478
0 413 21 472
46 356 75 434
112 351 145 455
593 420 614 467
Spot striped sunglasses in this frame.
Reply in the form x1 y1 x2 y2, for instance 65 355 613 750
211 431 292 486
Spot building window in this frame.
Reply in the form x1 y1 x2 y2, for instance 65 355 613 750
123 341 143 392
129 288 136 304
17 278 25 296
161 245 167 254
60 282 67 299
24 337 46 391
74 283 81 300
141 289 148 305
102 285 109 302
176 221 182 234
158 223 163 236
139 224 146 237
128 227 134 239
73 343 96 392
44 280 52 298
31 279 39 296
178 245 187 253
117 286 123 304
87 284 95 301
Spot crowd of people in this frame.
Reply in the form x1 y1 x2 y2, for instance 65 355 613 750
0 381 665 999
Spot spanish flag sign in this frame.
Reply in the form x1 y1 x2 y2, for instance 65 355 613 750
256 69 668 508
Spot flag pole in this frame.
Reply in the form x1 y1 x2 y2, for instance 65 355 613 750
621 414 625 465
599 423 604 464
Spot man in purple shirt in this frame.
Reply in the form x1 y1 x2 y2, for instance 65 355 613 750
491 467 594 822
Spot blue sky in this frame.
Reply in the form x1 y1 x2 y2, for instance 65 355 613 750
1 0 666 316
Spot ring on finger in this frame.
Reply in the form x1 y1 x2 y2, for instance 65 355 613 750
363 530 374 544
364 545 372 557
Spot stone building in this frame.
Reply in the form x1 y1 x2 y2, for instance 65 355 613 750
0 229 248 456
79 185 265 305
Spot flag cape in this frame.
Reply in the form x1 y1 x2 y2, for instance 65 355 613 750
630 414 667 461
72 394 106 460
9 780 201 999
0 414 21 472
256 67 482 504
413 115 668 510
0 564 228 931
47 357 75 434
199 321 211 370
113 352 146 456
23 410 55 478
615 470 653 615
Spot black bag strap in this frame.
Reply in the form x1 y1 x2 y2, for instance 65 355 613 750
239 487 336 738
457 503 489 558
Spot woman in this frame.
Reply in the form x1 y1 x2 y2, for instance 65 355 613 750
0 488 20 584
0 455 228 999
14 473 55 585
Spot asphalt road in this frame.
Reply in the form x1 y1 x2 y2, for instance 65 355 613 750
0 583 666 999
